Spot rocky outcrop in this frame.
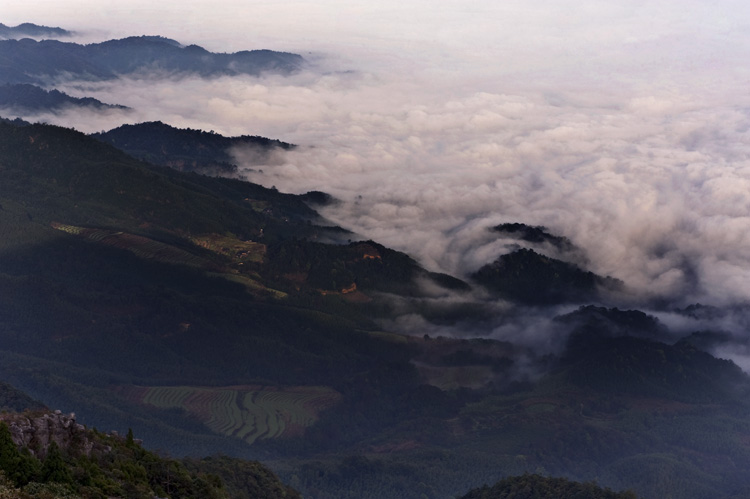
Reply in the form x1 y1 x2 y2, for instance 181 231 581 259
0 410 100 458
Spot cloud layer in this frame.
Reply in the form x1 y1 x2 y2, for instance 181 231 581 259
230 67 750 309
6 0 750 311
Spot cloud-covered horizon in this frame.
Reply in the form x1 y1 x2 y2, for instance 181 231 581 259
6 0 750 311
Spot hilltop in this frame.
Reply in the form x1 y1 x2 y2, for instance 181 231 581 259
92 121 292 176
0 23 71 39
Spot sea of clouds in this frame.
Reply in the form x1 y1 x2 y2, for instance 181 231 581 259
6 0 750 311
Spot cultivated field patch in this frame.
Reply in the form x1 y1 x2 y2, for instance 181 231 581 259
51 222 213 268
113 384 342 444
190 234 266 263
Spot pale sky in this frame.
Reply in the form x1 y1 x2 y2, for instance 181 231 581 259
6 1 747 69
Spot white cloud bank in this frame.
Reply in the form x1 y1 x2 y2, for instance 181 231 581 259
6 0 750 308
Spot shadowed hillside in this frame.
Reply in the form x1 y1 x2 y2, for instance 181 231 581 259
4 119 750 498
92 121 292 176
0 83 128 112
472 248 622 305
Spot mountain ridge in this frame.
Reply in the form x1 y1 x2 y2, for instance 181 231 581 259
0 23 72 40
0 35 305 85
92 121 292 176
0 83 129 112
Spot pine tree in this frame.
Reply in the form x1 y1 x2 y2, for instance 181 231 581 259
40 441 73 485
0 421 38 486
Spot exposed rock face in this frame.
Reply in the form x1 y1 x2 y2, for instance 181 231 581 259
0 410 100 458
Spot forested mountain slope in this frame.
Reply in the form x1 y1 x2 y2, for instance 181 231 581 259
92 121 292 175
0 406 300 498
4 118 750 498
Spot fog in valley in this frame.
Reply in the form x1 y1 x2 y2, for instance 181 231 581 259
6 0 750 363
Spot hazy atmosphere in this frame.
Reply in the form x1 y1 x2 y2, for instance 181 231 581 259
5 1 750 307
7 4 750 498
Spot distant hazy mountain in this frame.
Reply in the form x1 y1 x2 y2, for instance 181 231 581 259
0 22 72 39
0 35 305 84
92 121 292 175
0 381 45 412
0 83 129 112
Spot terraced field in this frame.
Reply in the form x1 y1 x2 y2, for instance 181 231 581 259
191 234 266 263
51 222 214 269
114 384 341 444
52 223 288 298
214 272 288 299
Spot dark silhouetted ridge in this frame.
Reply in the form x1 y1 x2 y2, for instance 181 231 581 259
0 83 128 111
92 121 293 175
472 248 622 305
0 23 72 39
0 35 305 84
